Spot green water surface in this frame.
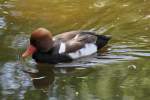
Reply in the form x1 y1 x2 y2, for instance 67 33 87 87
0 0 150 100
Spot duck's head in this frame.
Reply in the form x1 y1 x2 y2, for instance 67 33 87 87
22 28 54 58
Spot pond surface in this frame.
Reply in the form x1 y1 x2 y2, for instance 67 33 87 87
0 0 150 100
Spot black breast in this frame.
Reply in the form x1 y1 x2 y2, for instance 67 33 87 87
32 51 73 64
32 47 72 64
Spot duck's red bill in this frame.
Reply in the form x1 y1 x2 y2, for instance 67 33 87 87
22 45 37 58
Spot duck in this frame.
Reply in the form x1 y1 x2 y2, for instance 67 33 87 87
22 28 111 64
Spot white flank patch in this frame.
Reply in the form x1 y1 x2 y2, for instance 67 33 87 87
74 34 79 39
69 43 97 59
59 42 66 54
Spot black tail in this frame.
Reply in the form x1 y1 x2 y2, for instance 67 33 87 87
96 35 111 49
80 31 111 49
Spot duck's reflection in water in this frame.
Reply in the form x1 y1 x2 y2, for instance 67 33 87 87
25 64 77 90
24 64 55 92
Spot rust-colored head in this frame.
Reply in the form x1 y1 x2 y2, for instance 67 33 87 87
22 28 54 58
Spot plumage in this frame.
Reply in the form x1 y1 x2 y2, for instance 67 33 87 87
22 28 111 64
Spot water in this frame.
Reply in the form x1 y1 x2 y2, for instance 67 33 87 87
0 0 150 100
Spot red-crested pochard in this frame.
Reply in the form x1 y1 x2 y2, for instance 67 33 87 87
22 28 111 64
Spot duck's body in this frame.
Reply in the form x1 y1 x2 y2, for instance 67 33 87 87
22 28 111 64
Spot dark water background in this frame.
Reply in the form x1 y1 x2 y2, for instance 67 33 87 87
0 0 150 100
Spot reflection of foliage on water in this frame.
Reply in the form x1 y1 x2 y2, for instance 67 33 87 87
0 62 32 100
0 0 8 3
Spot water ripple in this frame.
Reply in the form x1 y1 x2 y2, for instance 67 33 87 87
10 34 29 49
55 44 150 67
0 62 32 99
0 17 6 29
